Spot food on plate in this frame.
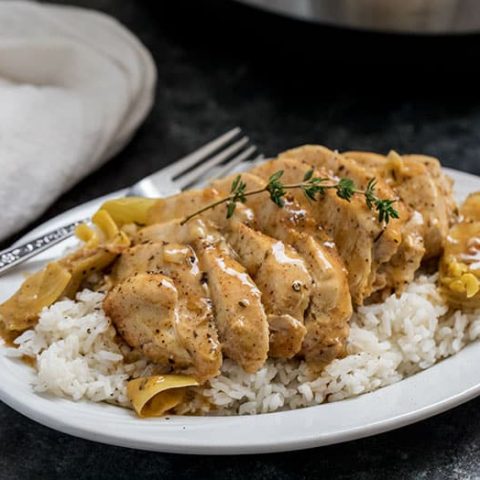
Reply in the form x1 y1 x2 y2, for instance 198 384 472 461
211 173 353 368
1 145 479 418
0 210 129 337
343 150 456 259
269 147 425 301
127 375 199 417
440 192 480 309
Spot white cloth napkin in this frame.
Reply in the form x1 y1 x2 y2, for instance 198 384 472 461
0 1 156 241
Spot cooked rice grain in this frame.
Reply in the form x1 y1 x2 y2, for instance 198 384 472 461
203 275 480 414
6 275 480 415
6 290 149 406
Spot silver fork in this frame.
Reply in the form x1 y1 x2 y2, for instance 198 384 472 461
0 128 261 276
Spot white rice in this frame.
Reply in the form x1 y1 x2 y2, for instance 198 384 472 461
6 274 480 415
6 290 150 406
204 274 480 414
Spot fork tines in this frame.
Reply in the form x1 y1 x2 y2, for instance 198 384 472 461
172 128 259 189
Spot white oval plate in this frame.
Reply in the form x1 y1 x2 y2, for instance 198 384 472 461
0 167 479 455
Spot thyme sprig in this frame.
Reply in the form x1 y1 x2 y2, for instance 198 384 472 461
180 169 399 225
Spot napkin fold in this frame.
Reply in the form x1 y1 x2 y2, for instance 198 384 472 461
0 1 156 241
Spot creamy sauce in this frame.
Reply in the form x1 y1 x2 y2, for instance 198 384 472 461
163 245 191 264
0 322 17 345
460 238 480 271
311 242 334 273
159 277 177 294
446 235 460 245
214 256 261 295
410 211 425 227
22 355 36 368
271 241 307 271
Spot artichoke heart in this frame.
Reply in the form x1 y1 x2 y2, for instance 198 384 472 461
0 210 130 336
100 197 157 227
440 209 480 309
0 263 71 332
127 375 199 418
461 192 480 222
60 210 130 297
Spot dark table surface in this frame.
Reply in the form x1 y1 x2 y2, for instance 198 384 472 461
2 1 480 478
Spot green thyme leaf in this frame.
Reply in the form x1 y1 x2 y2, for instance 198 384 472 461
374 199 398 224
226 200 237 219
303 187 317 201
231 175 241 193
365 178 377 210
303 168 314 182
335 178 355 201
268 170 284 184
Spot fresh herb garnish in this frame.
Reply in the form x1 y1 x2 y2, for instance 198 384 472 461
180 168 399 225
226 175 247 218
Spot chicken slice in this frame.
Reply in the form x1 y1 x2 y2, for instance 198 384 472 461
276 145 403 263
255 146 424 303
291 230 351 367
135 220 270 373
227 220 312 358
143 174 352 369
106 242 222 382
344 150 455 259
212 173 352 369
145 191 312 359
104 273 193 371
147 187 254 228
272 146 425 298
147 188 220 225
195 240 269 372
249 157 388 303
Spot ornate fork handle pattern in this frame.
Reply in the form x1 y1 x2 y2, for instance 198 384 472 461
0 220 88 275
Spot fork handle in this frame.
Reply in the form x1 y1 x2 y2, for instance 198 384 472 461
0 220 86 275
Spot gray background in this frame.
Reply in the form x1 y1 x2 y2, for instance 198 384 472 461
1 1 480 478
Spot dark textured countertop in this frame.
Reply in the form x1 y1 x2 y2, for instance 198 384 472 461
2 1 480 478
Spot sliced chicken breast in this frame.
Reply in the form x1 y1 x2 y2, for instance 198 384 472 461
106 242 222 382
344 150 455 259
271 146 424 299
213 173 352 369
227 220 312 358
250 157 391 303
145 192 313 359
135 220 270 373
104 273 193 373
147 187 254 228
194 239 269 372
